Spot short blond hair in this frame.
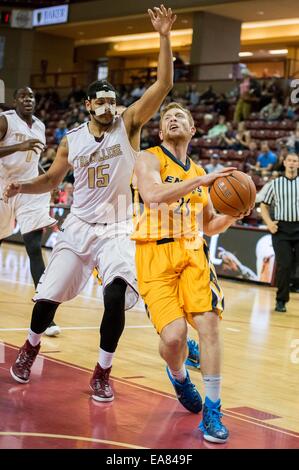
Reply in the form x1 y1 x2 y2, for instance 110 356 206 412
160 102 194 128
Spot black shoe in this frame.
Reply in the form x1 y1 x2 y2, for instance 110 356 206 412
275 301 287 313
290 286 299 293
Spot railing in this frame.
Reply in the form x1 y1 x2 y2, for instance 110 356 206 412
30 58 299 92
30 71 92 92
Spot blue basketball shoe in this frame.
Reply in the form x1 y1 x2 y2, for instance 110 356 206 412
166 367 202 413
185 338 200 369
199 397 229 443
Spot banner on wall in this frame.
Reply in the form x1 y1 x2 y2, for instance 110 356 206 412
206 227 275 284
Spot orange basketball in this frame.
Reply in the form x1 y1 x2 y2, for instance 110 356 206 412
210 170 256 217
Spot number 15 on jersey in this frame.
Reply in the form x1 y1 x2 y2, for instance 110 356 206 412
88 164 110 188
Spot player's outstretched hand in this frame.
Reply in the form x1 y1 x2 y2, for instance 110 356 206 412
18 138 45 154
148 5 177 36
3 182 21 202
199 167 237 187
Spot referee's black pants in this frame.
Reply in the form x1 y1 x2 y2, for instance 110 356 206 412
272 222 299 303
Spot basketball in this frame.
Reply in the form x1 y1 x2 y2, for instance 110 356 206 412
210 170 256 217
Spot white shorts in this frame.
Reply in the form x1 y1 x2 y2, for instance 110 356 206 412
0 191 56 239
34 213 138 310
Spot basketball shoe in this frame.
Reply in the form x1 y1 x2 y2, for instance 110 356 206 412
10 340 40 384
90 363 114 402
45 321 61 337
199 397 229 443
166 367 202 413
185 338 200 369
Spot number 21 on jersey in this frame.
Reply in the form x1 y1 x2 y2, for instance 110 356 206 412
88 164 110 188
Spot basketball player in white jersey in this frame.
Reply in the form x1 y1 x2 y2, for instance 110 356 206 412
0 87 61 337
5 5 176 402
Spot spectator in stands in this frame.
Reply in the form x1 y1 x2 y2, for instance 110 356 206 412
260 78 283 108
44 87 60 106
66 108 80 128
285 122 299 154
54 120 68 145
186 84 200 106
260 97 283 121
121 86 135 107
256 141 277 172
207 115 228 139
214 93 229 119
218 122 237 148
272 146 288 174
233 68 260 123
204 153 225 173
131 82 147 100
243 141 258 171
170 89 187 106
197 113 214 136
68 86 86 103
234 121 251 149
58 182 74 206
140 128 156 149
38 109 49 125
200 85 217 104
78 111 88 124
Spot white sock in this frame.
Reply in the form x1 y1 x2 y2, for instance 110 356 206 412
169 365 187 383
27 329 42 347
98 348 114 369
203 375 221 403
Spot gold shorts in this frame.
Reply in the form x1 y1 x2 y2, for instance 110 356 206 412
135 238 224 334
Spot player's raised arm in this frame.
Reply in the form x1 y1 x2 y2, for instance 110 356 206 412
123 5 176 132
3 136 71 201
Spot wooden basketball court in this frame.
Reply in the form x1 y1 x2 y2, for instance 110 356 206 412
0 242 298 449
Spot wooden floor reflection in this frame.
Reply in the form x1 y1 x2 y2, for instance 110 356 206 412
0 242 298 449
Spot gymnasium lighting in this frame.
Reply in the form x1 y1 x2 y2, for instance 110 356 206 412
239 52 253 57
269 49 288 55
243 18 299 29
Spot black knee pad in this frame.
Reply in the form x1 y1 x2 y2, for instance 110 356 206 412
23 230 43 257
100 278 127 353
31 300 60 334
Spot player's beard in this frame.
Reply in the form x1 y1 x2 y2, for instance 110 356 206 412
165 129 188 144
93 113 114 127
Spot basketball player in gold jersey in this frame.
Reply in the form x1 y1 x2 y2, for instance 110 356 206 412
132 103 252 443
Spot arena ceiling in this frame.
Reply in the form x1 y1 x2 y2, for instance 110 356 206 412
27 0 299 45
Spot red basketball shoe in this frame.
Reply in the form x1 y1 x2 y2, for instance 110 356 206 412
90 363 114 402
10 340 40 384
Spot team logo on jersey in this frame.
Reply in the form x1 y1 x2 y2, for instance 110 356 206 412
73 144 123 168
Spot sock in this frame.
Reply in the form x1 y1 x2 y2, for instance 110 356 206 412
27 329 42 347
169 365 187 383
98 348 114 369
203 375 221 403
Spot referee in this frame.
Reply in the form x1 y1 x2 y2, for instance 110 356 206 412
260 153 299 312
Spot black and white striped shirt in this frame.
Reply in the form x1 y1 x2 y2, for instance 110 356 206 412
262 176 299 222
